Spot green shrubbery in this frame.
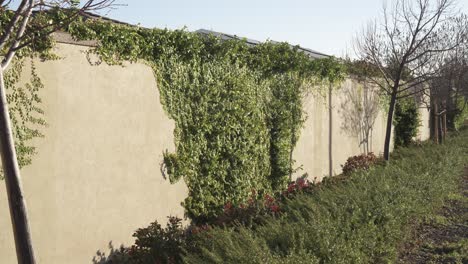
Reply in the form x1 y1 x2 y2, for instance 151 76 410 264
159 59 272 221
454 97 468 131
183 129 467 263
94 129 468 264
394 98 421 147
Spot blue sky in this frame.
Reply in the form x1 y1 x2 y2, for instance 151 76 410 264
106 0 384 57
9 0 467 56
104 0 468 57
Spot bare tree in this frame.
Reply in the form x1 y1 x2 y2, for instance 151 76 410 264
0 1 115 263
430 39 468 135
354 0 467 160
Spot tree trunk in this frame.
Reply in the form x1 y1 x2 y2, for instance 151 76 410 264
439 113 444 143
433 98 439 144
383 91 397 161
328 83 333 177
0 69 36 264
442 109 447 143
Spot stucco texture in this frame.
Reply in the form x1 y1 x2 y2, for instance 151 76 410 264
293 79 393 180
417 105 431 141
0 43 187 263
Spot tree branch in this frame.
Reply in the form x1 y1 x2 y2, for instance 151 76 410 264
0 0 29 50
1 0 34 70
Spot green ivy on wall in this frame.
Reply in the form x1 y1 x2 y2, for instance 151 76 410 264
65 19 345 220
1 58 47 179
0 8 64 179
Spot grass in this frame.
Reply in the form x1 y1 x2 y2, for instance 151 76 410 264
398 167 468 264
184 129 468 264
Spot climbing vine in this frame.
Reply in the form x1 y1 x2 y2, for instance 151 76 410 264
1 58 47 179
0 8 63 179
65 18 345 220
1 58 50 181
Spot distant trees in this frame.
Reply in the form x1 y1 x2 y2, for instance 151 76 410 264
354 0 467 160
430 43 468 139
0 1 115 263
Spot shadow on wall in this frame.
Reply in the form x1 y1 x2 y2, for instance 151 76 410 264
92 242 129 264
339 80 380 154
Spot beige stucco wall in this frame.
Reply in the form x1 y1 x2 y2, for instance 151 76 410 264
0 42 431 263
417 106 431 141
293 79 393 180
0 43 187 263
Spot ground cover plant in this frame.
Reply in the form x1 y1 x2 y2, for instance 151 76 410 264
93 128 468 263
398 168 468 263
183 129 468 264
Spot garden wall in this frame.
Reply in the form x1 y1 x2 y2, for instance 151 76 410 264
0 43 187 263
0 41 431 263
294 80 431 180
294 80 389 179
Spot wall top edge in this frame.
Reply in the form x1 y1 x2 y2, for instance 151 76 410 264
52 31 98 47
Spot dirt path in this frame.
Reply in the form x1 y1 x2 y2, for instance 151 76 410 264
398 168 468 263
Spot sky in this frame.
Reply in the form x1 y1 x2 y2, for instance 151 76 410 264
10 0 468 57
102 0 468 57
105 0 386 57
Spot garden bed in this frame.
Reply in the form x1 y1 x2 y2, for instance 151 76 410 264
94 129 468 264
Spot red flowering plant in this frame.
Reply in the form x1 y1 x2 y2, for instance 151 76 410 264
213 189 280 227
282 175 314 198
341 152 378 175
263 194 281 213
214 175 317 227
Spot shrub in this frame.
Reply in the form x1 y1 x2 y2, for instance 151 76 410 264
93 243 133 264
93 177 317 264
341 152 378 175
394 98 421 147
183 129 468 263
94 129 468 264
93 217 191 264
127 216 188 264
453 97 468 131
214 176 314 227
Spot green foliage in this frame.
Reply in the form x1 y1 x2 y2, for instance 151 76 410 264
98 129 468 264
0 8 64 179
454 97 468 131
0 8 59 60
92 129 468 264
66 19 345 219
267 73 305 190
93 217 194 264
394 98 421 147
159 59 271 220
344 59 381 79
1 58 46 179
183 129 468 263
130 216 188 264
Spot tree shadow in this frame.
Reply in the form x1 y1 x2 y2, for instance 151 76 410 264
338 80 380 154
92 241 131 264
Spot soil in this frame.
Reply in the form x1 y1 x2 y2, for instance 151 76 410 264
398 168 468 263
